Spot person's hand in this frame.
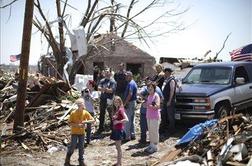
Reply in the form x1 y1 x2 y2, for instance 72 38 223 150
113 120 119 125
77 123 84 128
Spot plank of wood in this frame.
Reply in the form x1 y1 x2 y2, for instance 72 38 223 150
57 103 75 124
19 141 30 150
225 161 246 166
151 147 182 166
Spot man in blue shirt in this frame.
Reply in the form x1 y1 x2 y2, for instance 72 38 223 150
123 71 138 140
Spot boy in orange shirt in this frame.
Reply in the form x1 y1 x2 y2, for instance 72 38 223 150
64 98 94 166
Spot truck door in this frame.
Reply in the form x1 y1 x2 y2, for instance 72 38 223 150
233 66 252 110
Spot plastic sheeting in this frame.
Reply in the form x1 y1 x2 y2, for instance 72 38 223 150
72 74 93 92
176 119 218 146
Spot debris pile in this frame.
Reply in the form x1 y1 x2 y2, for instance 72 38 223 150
157 113 252 166
0 72 82 154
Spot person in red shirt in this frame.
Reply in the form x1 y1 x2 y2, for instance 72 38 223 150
110 96 128 166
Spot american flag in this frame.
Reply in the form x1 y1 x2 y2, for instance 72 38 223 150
10 54 21 62
230 44 252 61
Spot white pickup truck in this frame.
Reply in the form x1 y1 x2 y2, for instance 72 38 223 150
175 61 252 120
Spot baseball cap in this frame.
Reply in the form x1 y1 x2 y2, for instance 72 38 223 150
164 68 173 73
125 71 133 76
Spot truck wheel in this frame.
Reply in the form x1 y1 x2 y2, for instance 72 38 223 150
215 104 230 119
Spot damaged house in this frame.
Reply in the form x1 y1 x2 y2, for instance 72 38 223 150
75 33 156 77
39 33 156 82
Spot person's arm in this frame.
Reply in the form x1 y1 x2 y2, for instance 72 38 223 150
104 81 116 94
69 122 84 128
154 94 161 109
98 82 105 93
137 88 147 100
167 80 175 106
83 119 95 124
68 115 84 128
104 87 113 93
124 91 132 107
121 111 129 123
82 112 95 124
149 93 160 110
114 109 129 125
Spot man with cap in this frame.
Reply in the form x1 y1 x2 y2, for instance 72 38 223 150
123 71 138 141
160 67 176 136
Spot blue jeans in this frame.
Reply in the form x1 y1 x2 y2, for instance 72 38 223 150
99 99 113 131
125 100 136 139
86 112 94 144
67 134 85 162
140 106 147 141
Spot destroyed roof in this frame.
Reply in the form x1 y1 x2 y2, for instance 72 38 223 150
88 33 154 59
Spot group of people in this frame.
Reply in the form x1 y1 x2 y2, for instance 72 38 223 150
64 63 179 166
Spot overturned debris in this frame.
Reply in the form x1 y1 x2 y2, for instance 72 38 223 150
156 113 252 166
0 72 82 154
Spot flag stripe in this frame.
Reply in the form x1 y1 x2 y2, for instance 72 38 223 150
230 44 252 62
10 54 21 62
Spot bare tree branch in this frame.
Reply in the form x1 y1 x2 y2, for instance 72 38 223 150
121 0 136 37
110 0 115 32
80 0 99 27
82 0 92 25
87 14 106 41
60 0 78 11
62 0 68 16
0 0 18 8
34 0 60 58
214 32 232 61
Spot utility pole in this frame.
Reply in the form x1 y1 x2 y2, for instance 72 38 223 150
14 0 34 131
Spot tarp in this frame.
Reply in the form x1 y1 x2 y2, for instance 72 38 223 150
176 119 218 147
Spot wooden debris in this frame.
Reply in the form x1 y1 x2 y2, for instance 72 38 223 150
0 72 77 154
156 113 252 165
152 147 182 166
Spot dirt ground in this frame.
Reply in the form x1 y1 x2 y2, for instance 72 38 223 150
0 124 188 166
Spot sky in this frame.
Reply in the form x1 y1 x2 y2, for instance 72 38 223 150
0 0 251 65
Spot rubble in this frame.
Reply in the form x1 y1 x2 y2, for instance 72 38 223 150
1 71 252 166
156 113 252 166
0 71 81 153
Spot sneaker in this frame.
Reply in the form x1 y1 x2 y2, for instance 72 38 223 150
147 146 157 154
144 145 152 152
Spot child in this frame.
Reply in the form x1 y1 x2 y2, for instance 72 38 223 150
64 98 95 166
82 80 99 145
110 96 128 166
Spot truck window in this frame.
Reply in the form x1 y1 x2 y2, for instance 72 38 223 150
184 67 231 84
234 66 249 83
